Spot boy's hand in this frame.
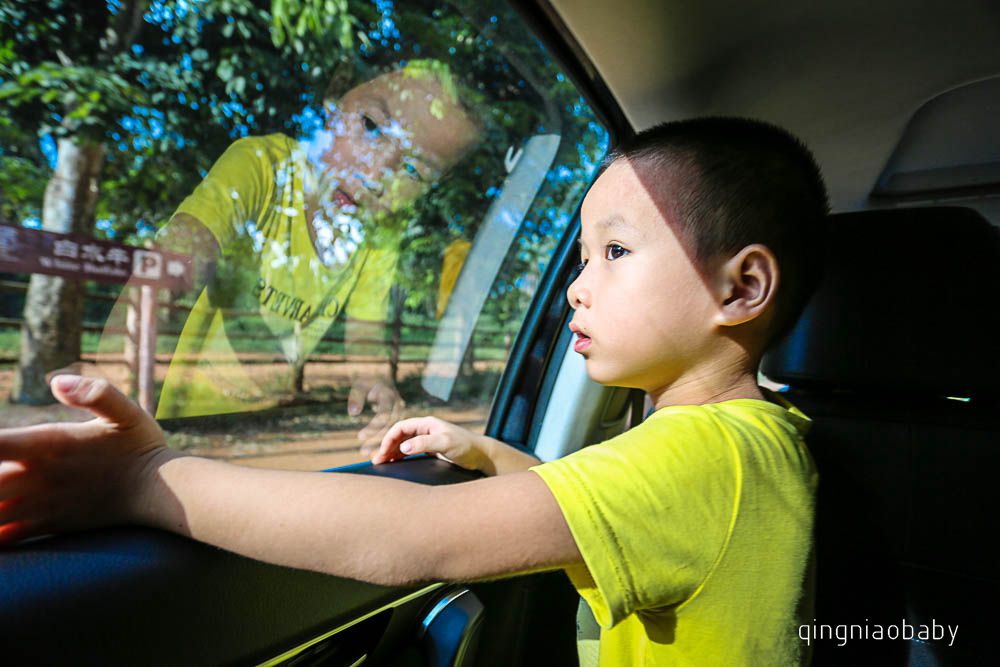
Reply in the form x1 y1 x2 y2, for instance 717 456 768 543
0 375 173 545
348 375 406 456
371 417 542 476
371 416 490 472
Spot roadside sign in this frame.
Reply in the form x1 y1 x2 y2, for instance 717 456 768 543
0 224 192 289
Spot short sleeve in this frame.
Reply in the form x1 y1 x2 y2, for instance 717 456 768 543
530 411 739 629
345 245 399 321
171 137 270 249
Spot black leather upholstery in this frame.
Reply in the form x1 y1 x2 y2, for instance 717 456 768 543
761 207 999 666
764 206 998 398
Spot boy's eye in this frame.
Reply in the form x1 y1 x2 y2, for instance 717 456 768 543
402 161 424 182
362 114 381 137
605 244 629 260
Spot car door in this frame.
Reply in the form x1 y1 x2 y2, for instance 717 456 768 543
0 0 630 664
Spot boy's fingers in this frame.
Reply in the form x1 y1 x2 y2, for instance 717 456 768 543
0 460 26 478
0 497 39 538
378 417 434 448
380 418 421 447
396 434 440 456
372 430 402 464
0 512 49 547
49 376 147 426
0 467 31 504
372 435 432 463
347 383 368 416
45 365 80 385
0 519 36 547
371 422 439 463
357 411 392 444
0 422 87 459
370 417 447 463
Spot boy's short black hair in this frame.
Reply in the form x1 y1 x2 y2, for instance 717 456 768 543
602 117 829 347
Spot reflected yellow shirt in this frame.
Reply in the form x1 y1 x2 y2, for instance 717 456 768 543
157 135 397 418
531 393 817 666
436 238 471 319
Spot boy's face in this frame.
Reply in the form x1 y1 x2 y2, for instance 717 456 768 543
568 159 720 393
320 69 480 217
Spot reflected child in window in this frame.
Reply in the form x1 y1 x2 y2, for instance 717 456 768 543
120 61 481 440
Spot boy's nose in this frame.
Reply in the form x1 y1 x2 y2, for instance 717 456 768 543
567 276 592 309
362 149 406 199
355 170 385 198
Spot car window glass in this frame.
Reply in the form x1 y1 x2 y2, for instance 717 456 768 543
0 0 608 470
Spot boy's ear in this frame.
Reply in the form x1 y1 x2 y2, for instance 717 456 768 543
713 244 779 328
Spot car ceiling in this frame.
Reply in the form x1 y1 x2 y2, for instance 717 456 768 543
546 0 1000 215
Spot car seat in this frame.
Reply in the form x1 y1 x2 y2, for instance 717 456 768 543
761 206 999 666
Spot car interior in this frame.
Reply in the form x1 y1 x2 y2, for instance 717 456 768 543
1 0 998 665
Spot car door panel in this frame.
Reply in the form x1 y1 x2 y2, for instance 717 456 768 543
0 459 474 666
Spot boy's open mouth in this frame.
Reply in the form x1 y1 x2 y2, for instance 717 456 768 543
569 322 591 353
334 189 356 208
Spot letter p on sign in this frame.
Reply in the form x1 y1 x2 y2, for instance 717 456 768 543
132 250 163 280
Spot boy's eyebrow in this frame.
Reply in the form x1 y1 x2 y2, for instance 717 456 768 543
596 214 646 237
361 95 392 119
410 151 442 174
577 215 645 250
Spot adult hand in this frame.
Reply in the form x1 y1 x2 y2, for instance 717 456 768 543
0 376 172 545
348 375 405 455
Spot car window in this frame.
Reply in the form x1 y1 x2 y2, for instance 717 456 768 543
0 0 608 470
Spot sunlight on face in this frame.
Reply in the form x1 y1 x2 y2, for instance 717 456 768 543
296 65 478 256
568 159 718 392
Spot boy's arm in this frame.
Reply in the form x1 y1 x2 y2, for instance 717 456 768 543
343 317 404 451
371 416 542 476
0 377 578 586
342 245 402 447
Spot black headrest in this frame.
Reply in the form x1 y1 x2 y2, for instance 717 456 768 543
762 206 999 398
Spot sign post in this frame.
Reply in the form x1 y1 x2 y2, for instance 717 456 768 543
138 285 157 415
0 224 192 414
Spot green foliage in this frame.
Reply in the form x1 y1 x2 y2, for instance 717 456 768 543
0 116 46 224
0 0 362 240
271 0 365 51
0 0 607 356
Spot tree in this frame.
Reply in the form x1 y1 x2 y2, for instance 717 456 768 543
1 1 145 403
0 0 608 406
0 0 363 403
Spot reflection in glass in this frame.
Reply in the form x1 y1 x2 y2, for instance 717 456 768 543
0 0 608 470
156 60 481 419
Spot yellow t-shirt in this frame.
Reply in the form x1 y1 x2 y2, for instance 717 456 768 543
530 393 817 666
157 134 398 418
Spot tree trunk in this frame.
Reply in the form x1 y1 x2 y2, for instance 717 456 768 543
123 287 140 397
11 139 106 404
292 360 306 395
388 286 404 386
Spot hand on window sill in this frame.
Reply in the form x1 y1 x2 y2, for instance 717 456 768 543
370 416 541 477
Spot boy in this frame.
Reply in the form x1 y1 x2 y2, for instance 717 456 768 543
0 118 827 665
